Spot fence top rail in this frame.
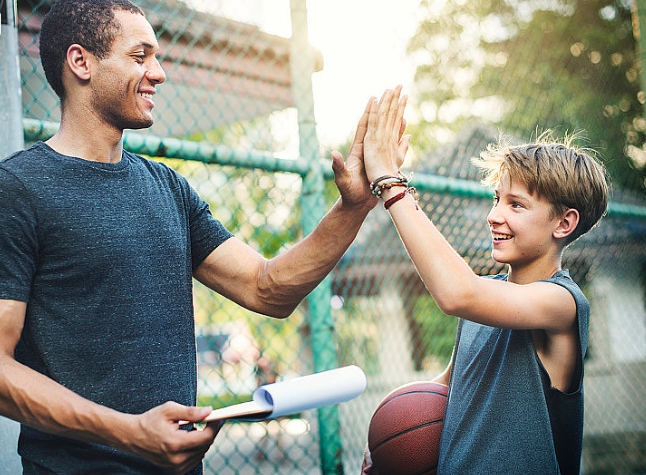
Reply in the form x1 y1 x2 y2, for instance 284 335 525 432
21 118 646 221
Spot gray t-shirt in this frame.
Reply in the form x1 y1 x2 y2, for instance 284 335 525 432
0 142 233 474
438 271 588 475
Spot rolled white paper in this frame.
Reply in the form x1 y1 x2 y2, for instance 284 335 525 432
252 365 367 419
202 365 366 422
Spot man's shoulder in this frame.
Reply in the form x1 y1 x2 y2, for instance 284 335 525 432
123 149 178 176
0 143 52 188
1 143 47 168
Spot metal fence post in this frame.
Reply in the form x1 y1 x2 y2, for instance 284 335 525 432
0 0 25 472
1 0 24 155
289 0 344 473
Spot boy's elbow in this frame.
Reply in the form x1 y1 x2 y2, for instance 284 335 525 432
433 287 475 317
436 299 460 317
433 292 462 316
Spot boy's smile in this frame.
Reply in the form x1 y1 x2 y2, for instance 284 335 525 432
492 231 513 242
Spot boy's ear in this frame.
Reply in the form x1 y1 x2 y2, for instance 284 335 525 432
553 208 580 239
65 44 93 81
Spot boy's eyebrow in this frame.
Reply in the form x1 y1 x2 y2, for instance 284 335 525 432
494 188 531 201
506 192 531 202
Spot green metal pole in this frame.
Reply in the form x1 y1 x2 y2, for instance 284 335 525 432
289 1 344 473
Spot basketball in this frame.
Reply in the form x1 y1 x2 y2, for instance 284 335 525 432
367 381 448 475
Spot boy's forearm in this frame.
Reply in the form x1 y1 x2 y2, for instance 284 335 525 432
380 188 480 315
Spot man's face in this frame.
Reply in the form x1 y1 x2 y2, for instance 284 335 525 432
89 10 166 131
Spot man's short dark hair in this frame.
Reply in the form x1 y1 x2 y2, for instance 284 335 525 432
39 0 145 99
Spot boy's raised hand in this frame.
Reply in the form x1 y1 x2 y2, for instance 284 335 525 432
363 85 410 183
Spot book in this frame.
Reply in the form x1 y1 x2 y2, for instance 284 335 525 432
203 365 366 422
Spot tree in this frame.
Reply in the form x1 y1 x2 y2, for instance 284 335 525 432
408 0 646 193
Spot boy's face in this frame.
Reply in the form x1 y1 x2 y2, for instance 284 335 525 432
88 11 166 131
487 172 562 270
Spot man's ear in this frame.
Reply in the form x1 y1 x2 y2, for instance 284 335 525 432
554 208 580 240
65 44 93 81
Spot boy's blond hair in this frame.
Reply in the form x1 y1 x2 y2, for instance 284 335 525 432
472 131 609 244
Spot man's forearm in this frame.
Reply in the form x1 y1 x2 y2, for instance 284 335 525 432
0 355 132 448
257 198 371 317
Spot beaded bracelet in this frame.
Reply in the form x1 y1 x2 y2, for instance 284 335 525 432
370 174 408 197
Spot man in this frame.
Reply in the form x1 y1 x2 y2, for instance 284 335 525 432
0 1 405 473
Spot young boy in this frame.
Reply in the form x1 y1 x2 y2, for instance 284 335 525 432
360 89 609 474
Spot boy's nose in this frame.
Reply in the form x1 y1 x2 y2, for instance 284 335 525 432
487 206 503 226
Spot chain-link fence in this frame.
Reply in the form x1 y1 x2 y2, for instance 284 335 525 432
9 0 646 474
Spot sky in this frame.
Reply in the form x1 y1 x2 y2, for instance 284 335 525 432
186 0 422 149
262 0 422 148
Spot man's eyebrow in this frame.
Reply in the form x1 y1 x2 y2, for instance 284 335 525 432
127 41 158 52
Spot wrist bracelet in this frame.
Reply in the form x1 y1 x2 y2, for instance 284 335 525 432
384 190 407 209
370 174 408 197
384 187 419 210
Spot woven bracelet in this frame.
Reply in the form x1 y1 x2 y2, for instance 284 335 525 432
384 190 408 209
384 187 419 210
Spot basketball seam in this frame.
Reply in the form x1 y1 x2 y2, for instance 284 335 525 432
370 419 444 453
380 390 446 407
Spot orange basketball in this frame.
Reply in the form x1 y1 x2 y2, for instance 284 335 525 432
367 381 448 475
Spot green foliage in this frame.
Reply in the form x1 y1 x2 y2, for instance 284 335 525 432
409 0 646 193
412 294 458 368
248 312 307 375
198 391 252 409
333 299 382 376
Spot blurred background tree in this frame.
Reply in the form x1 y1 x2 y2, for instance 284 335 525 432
407 0 646 194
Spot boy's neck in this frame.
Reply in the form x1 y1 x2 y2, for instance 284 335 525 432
507 261 562 285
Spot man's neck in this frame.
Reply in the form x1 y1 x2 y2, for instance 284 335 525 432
46 111 125 164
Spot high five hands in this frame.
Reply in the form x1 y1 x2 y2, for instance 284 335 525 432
330 85 410 210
